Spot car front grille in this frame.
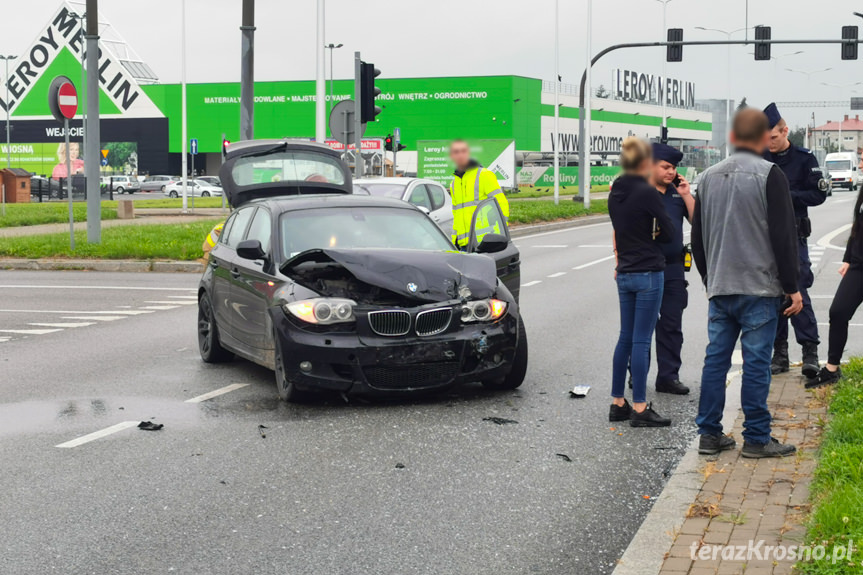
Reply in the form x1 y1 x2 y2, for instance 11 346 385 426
415 308 453 336
363 362 460 390
368 310 411 336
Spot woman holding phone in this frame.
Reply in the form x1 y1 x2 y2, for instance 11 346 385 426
607 137 676 427
807 159 863 387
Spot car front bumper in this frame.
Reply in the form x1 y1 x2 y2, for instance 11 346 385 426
270 307 519 397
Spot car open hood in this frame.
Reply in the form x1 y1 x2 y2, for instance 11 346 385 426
280 248 497 303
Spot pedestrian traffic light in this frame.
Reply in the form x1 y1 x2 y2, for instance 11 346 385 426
360 61 382 123
754 26 771 61
221 138 230 162
384 134 394 151
842 26 859 60
667 28 683 62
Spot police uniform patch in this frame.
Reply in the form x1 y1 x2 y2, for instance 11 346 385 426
818 178 829 192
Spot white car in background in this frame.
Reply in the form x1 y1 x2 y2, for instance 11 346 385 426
165 179 223 198
353 177 453 235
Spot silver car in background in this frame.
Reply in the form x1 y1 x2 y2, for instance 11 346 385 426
353 177 454 236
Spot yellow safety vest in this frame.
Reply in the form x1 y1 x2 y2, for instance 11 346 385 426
203 222 224 253
450 166 510 248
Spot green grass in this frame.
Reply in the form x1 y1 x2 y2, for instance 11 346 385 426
508 199 608 225
0 219 221 260
506 185 610 199
0 202 118 228
799 358 863 574
103 197 225 209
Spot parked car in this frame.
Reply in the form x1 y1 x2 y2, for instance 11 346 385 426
30 176 61 200
198 176 221 187
140 175 180 192
197 140 526 402
825 152 861 191
353 177 454 235
101 175 141 194
165 179 223 198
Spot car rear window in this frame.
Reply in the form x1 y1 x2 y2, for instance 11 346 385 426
356 183 406 198
280 206 452 258
232 151 346 187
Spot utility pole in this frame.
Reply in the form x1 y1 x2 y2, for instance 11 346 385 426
1 55 13 217
240 0 255 141
181 0 188 213
553 0 559 205
315 0 326 142
326 42 343 138
353 51 363 178
657 0 672 143
577 0 592 208
85 0 100 243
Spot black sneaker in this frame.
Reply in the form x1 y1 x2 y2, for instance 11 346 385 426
771 342 790 375
805 366 842 389
656 379 691 395
609 399 633 422
801 342 820 379
741 437 796 458
698 433 737 455
630 403 671 428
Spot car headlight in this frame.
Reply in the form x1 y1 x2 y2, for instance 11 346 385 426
285 298 356 325
460 299 508 323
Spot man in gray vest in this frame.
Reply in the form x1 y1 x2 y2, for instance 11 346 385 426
691 108 803 458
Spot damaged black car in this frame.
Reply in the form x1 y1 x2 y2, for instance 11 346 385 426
198 140 527 401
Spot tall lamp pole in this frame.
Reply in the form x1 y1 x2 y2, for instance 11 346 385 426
0 55 15 169
325 42 343 137
553 0 559 205
315 0 326 142
656 0 672 143
84 0 100 242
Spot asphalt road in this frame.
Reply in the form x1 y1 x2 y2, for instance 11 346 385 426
0 194 859 575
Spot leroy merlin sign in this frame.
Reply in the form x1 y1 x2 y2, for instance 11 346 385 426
0 2 163 119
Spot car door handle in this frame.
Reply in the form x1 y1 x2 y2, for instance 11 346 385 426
230 268 242 279
210 260 219 269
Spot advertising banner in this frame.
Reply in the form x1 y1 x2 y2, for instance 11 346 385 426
417 139 516 189
0 141 139 176
516 165 621 188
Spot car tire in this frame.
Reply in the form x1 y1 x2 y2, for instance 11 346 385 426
482 316 528 390
116 186 125 194
169 191 178 198
202 191 210 197
273 328 310 403
161 185 167 192
198 292 233 363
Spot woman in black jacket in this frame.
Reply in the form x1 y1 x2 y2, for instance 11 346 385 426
808 160 863 387
608 137 676 427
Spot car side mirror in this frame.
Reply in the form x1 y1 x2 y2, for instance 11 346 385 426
476 233 508 254
237 239 266 261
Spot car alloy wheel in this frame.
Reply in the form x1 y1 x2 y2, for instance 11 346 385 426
202 191 210 197
198 292 233 363
116 187 124 194
161 185 167 192
169 191 178 198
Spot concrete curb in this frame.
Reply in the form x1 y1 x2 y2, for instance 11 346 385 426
510 214 610 238
611 369 744 575
0 259 203 273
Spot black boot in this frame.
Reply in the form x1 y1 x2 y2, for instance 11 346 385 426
630 403 671 427
770 341 789 375
801 342 820 379
805 366 842 389
656 379 691 395
698 433 737 455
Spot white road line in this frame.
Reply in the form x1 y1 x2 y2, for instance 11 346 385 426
145 300 197 305
0 285 196 291
185 383 250 403
0 309 154 315
168 296 198 300
515 220 611 241
522 280 543 287
818 322 863 327
61 316 126 322
533 244 568 248
547 272 566 278
29 322 95 328
139 305 180 310
55 421 140 448
810 295 835 299
0 328 63 335
573 255 616 270
578 244 613 248
731 349 744 366
817 223 853 251
0 337 11 343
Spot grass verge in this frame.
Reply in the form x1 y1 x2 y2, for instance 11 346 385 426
103 197 225 209
509 199 608 225
0 202 118 228
0 219 221 260
799 357 863 574
507 185 610 199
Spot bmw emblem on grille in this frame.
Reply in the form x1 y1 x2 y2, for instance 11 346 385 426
407 282 418 293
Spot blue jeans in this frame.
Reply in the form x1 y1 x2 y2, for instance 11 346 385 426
612 271 664 404
696 295 782 445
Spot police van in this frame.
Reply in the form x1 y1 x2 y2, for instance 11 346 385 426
825 152 861 191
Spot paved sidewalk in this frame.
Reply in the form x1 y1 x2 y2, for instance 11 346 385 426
658 372 826 575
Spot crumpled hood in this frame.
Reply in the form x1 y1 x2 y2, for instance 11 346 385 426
280 248 498 302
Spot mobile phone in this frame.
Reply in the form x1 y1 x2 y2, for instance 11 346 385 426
672 173 682 186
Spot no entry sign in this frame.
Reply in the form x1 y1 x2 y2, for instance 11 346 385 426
48 75 78 123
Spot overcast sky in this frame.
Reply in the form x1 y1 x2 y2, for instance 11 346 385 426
9 0 863 128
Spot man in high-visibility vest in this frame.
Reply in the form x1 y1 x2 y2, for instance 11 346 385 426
449 139 510 249
202 221 224 258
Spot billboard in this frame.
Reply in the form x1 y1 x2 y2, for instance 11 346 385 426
516 166 621 188
417 139 516 188
0 141 138 176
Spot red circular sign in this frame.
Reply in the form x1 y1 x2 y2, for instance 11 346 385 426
57 82 78 119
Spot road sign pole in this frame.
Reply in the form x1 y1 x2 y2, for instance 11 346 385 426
353 51 363 178
85 0 100 243
220 132 227 213
65 118 75 250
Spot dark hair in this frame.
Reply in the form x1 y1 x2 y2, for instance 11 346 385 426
732 108 769 144
619 137 652 172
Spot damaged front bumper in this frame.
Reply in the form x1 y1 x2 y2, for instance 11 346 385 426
270 304 519 397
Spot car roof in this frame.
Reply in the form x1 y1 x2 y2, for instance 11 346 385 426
354 177 444 186
245 193 417 213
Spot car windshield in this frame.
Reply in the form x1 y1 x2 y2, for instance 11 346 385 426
233 151 346 187
827 160 852 171
280 206 452 259
356 183 407 198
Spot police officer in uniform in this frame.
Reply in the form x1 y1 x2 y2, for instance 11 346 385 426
651 143 694 395
763 103 829 378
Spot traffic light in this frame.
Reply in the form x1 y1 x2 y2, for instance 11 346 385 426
754 26 771 61
221 138 231 162
384 134 394 151
360 61 382 123
666 28 683 62
842 26 859 60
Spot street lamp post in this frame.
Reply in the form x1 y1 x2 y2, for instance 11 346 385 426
553 0 559 205
325 42 343 138
656 0 672 142
0 55 14 169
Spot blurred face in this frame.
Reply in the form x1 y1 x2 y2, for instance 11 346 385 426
449 142 470 170
767 124 790 153
637 158 653 179
652 160 677 187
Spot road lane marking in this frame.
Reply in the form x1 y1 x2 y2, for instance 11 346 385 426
515 220 611 241
0 309 154 315
55 421 140 448
61 316 127 322
0 328 63 335
522 280 543 287
168 296 198 299
818 322 863 327
145 300 197 305
0 337 11 343
578 244 613 248
547 272 566 278
732 350 744 365
185 383 250 403
533 244 568 248
139 305 180 310
0 285 196 291
29 322 96 328
573 255 616 270
817 224 853 251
